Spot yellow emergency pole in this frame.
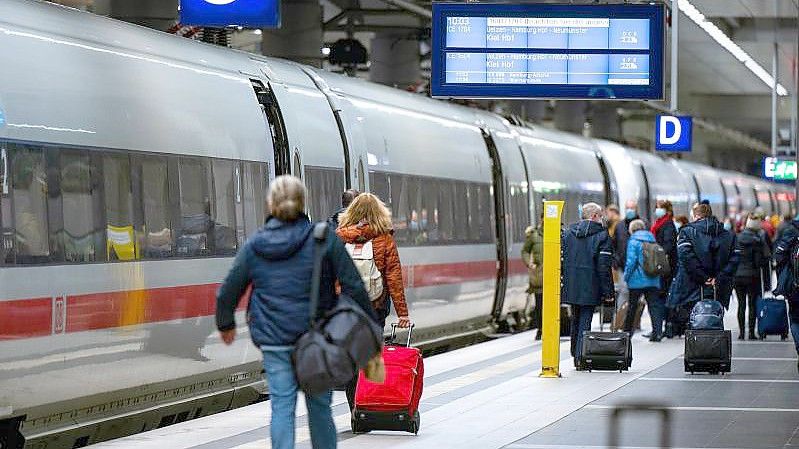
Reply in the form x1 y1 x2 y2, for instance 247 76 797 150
539 200 564 378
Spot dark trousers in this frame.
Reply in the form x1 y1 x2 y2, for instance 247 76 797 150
346 299 390 411
734 276 760 336
625 288 658 335
569 305 596 361
531 291 542 330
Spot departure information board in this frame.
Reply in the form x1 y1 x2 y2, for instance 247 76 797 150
431 3 665 100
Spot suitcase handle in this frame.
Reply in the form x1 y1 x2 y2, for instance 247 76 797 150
700 283 717 301
607 402 671 449
390 322 415 347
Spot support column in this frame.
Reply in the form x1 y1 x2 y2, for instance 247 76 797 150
553 101 587 134
590 102 622 141
108 0 177 31
369 31 421 89
261 0 323 67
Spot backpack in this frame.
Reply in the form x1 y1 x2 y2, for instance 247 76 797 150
346 241 385 302
791 238 799 291
689 298 724 330
641 242 671 277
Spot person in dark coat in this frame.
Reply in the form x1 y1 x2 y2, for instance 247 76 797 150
327 188 360 228
216 176 374 449
668 203 739 318
733 218 769 340
562 202 615 368
651 200 677 339
772 217 799 372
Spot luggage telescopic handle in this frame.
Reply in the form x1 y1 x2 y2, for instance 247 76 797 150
608 402 672 449
390 322 415 347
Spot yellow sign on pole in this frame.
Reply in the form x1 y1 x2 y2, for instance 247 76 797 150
540 200 564 378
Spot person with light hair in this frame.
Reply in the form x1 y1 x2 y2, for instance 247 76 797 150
336 192 410 414
561 202 615 369
215 175 374 449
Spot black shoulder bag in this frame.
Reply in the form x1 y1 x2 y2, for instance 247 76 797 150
293 223 382 396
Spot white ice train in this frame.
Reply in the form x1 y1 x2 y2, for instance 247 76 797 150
0 1 794 447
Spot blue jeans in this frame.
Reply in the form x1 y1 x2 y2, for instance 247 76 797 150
262 350 337 449
570 305 596 361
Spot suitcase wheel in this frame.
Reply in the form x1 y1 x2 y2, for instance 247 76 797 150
408 411 420 435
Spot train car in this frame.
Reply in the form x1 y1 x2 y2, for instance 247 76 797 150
0 1 794 448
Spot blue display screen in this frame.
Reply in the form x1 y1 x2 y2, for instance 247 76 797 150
431 4 664 100
180 0 280 28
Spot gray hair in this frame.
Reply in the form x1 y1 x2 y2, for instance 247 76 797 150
628 219 646 234
581 202 603 220
268 175 306 221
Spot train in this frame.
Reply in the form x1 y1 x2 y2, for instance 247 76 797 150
0 1 794 447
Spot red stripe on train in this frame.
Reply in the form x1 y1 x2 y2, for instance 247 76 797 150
0 260 524 340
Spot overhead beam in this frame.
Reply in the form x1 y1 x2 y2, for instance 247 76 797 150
374 0 432 20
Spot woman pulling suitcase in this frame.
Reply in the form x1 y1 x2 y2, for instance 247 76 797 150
335 193 412 418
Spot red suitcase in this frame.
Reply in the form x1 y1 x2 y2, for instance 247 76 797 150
352 324 423 434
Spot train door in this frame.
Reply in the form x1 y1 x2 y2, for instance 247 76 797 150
595 153 617 207
481 130 508 322
638 165 652 223
691 175 701 204
249 79 289 178
720 180 729 218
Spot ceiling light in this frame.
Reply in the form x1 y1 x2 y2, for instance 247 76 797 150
677 0 788 96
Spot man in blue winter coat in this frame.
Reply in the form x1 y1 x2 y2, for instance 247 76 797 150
771 216 799 372
668 203 738 318
562 202 615 368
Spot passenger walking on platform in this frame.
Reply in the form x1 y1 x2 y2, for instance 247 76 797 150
618 200 641 270
328 188 360 228
562 202 615 368
215 175 375 449
623 219 661 339
776 214 793 243
336 193 411 411
522 222 544 340
771 215 799 371
733 217 769 340
667 203 738 323
650 200 677 340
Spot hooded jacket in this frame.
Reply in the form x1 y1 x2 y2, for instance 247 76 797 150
336 223 409 318
561 220 614 306
667 216 738 308
623 230 661 290
215 215 374 347
773 220 799 297
734 227 769 279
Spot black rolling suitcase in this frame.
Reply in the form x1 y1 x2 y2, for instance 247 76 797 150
684 329 731 374
579 300 632 372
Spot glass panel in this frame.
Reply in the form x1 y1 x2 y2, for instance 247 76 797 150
438 180 455 243
141 157 173 258
177 158 211 257
60 150 98 263
305 166 345 222
0 146 11 264
10 146 49 264
421 178 438 244
467 183 480 242
211 160 237 255
391 175 409 245
407 178 423 245
453 182 468 242
242 162 268 238
103 154 136 261
369 171 390 208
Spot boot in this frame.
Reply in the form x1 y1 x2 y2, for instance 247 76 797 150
535 329 542 340
748 330 757 340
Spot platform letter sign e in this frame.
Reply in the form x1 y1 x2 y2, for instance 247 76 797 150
655 115 692 152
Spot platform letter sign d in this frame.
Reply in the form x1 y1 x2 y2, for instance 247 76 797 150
655 115 692 152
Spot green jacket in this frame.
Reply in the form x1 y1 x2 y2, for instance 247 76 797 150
522 226 544 290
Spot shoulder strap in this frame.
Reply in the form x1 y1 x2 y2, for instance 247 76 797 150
308 222 329 325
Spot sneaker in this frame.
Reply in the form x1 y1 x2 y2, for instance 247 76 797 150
642 332 652 339
738 334 745 340
649 335 662 342
535 329 542 341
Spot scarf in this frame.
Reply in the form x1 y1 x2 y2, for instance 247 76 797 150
651 213 672 236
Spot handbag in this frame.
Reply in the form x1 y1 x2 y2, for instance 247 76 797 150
293 223 382 396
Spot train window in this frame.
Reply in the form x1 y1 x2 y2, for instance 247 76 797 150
58 150 102 263
467 184 480 242
176 158 212 257
242 162 268 238
369 171 390 206
0 146 10 264
211 160 238 255
390 174 409 244
509 183 529 243
421 178 439 244
453 182 469 242
140 157 173 259
9 146 50 264
304 166 345 222
407 178 424 245
103 153 136 261
437 180 455 243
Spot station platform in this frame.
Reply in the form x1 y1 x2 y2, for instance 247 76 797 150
89 306 799 449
